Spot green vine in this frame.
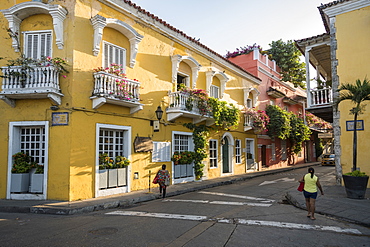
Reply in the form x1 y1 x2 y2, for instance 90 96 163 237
183 123 210 179
288 112 311 154
208 98 240 130
265 105 291 139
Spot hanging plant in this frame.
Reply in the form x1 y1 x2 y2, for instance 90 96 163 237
244 108 270 132
183 123 210 179
208 98 240 130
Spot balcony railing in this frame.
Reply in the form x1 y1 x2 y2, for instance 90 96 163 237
0 65 63 106
167 91 213 124
91 71 142 113
310 87 333 107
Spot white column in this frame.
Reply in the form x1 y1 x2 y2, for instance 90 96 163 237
305 47 312 108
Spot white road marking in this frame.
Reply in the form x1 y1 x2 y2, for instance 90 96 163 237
236 219 362 235
198 191 275 202
259 177 296 186
106 210 207 221
163 199 272 207
106 210 362 235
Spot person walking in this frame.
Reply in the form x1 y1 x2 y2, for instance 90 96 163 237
299 167 324 220
156 164 170 199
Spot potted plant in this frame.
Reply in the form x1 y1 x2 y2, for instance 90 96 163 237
30 164 44 193
342 170 369 199
335 78 370 198
98 153 109 189
10 152 32 193
116 156 130 186
107 157 118 188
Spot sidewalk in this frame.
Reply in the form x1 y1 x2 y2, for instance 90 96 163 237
1 162 369 227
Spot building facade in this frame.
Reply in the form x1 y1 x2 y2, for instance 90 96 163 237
228 49 317 170
0 0 262 201
296 0 370 185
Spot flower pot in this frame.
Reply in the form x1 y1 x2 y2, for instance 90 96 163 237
10 173 30 193
108 169 118 188
342 175 369 199
117 167 127 186
99 169 108 189
30 173 44 193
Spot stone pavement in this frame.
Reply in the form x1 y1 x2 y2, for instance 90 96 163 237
0 162 369 227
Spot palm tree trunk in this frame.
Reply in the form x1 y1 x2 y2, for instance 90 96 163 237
353 112 358 171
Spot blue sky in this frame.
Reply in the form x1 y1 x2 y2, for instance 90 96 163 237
132 0 327 56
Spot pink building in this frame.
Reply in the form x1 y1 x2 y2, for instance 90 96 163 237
228 47 317 169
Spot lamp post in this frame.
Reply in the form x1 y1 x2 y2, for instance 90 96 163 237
153 106 163 132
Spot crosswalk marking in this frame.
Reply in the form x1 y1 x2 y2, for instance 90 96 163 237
198 191 275 203
106 210 362 235
106 210 207 221
163 199 272 207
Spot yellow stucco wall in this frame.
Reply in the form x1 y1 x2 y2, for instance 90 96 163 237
336 6 370 179
0 0 259 200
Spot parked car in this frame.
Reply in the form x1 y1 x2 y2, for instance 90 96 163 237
321 154 335 166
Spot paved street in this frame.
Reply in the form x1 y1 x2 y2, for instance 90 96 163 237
0 166 369 246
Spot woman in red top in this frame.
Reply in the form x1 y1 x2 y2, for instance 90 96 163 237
157 164 170 198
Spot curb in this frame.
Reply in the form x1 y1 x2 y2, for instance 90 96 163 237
1 163 319 215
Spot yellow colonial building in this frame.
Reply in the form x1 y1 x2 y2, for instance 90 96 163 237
296 0 370 186
0 0 261 201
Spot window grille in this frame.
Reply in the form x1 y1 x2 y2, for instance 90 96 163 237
20 127 46 164
235 139 241 164
209 140 218 168
98 129 125 158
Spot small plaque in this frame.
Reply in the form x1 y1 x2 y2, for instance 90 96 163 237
346 120 364 131
52 112 69 126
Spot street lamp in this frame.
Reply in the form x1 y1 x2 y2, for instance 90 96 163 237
153 106 163 132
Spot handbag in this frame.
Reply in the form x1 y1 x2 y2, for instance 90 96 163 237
153 174 159 184
164 177 170 186
297 182 304 192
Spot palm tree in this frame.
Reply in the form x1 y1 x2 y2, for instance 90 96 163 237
334 78 370 172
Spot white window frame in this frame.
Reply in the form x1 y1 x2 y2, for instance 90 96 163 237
95 123 131 197
209 139 218 168
172 131 194 183
246 99 252 108
23 30 53 60
210 85 220 98
7 121 49 200
235 139 241 164
152 142 171 162
103 41 126 69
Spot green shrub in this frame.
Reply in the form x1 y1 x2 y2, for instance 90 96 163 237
344 170 368 177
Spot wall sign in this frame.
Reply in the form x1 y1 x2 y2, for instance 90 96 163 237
134 136 153 152
52 112 69 126
346 120 364 131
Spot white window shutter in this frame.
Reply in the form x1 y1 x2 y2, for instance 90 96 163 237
152 142 171 162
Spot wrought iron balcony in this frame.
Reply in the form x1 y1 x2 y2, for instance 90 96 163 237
0 65 63 107
91 71 143 113
167 91 213 124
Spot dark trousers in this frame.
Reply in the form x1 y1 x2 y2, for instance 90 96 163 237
159 183 166 198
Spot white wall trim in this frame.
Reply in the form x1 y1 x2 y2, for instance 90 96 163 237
1 2 67 51
95 123 132 198
7 121 49 200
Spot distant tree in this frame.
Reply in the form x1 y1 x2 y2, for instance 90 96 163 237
267 39 306 89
